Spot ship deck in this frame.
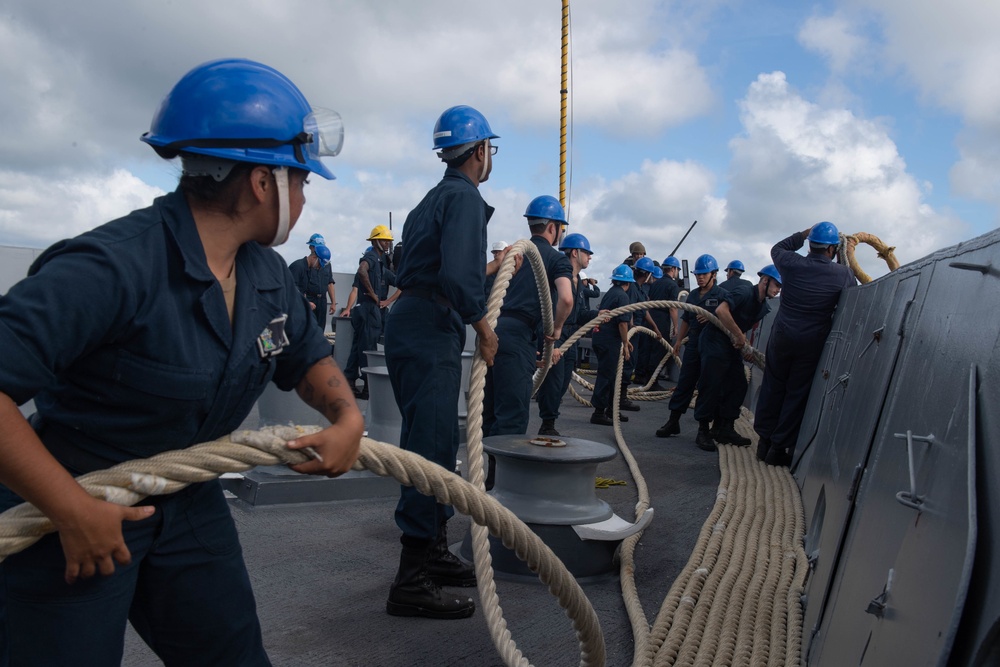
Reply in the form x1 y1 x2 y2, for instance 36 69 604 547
123 384 724 667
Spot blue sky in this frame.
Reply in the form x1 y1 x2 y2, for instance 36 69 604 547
0 0 997 284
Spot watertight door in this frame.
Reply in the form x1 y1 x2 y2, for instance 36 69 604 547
808 254 988 666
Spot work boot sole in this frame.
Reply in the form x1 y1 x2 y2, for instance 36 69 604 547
537 427 561 436
655 423 681 438
386 598 475 620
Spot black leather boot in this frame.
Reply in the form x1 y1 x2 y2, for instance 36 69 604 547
538 419 560 436
619 397 640 412
655 410 682 438
764 446 793 468
426 522 476 587
713 419 751 447
387 536 476 619
590 409 612 425
756 437 771 461
696 421 717 452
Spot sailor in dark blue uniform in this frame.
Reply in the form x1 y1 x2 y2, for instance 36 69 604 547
656 254 725 444
536 233 599 436
344 226 396 399
755 222 855 466
483 196 573 436
383 105 500 620
628 257 666 397
719 259 751 292
590 265 635 426
644 256 682 390
695 264 782 450
0 59 363 666
288 234 337 330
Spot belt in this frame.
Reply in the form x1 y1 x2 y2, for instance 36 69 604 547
307 293 325 299
400 287 455 310
498 310 536 328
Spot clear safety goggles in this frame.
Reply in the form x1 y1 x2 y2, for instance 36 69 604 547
302 108 344 159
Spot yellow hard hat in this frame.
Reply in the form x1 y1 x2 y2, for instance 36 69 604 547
368 224 393 241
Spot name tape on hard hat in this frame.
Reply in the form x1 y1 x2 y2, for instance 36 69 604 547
433 131 452 138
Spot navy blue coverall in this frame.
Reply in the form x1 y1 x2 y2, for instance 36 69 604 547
591 285 631 413
344 247 394 386
0 190 330 666
754 232 855 458
695 281 769 424
642 276 680 380
385 168 491 540
289 255 335 330
537 275 597 423
668 283 727 415
483 236 572 436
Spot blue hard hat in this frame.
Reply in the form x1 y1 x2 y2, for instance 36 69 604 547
662 256 682 269
611 264 635 283
758 264 782 285
559 233 592 254
307 233 326 247
651 265 664 279
634 256 656 274
693 254 719 274
432 105 499 150
807 221 840 246
314 244 331 268
524 195 567 224
142 59 343 180
726 260 745 272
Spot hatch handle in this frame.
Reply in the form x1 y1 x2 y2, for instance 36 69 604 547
893 430 935 510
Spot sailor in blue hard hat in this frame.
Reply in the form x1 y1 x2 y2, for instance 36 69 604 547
289 233 338 330
754 222 855 467
624 256 665 408
483 195 573 456
721 259 750 292
0 58 361 664
590 264 636 425
383 104 500 620
656 254 731 451
536 232 603 436
640 256 682 392
695 264 783 449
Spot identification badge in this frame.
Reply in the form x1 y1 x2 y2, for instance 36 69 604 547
257 315 290 358
705 298 719 307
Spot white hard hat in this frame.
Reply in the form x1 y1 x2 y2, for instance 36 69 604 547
578 270 588 280
491 241 509 252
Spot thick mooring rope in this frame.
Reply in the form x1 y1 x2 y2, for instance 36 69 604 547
0 240 813 667
550 293 806 667
841 231 900 285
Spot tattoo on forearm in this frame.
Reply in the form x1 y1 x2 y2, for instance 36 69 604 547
324 398 350 422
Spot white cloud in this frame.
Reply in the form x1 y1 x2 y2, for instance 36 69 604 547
951 129 1000 204
727 71 966 276
798 13 869 75
0 170 164 246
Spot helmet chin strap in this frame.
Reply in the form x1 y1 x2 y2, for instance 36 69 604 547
268 166 291 248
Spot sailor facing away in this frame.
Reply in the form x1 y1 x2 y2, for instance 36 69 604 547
754 222 855 466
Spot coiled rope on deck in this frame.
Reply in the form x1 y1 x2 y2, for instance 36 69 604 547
546 293 806 667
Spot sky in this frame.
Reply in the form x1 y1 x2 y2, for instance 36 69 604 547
1 0 998 286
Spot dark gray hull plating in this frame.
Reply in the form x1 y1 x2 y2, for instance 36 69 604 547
764 229 1000 666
